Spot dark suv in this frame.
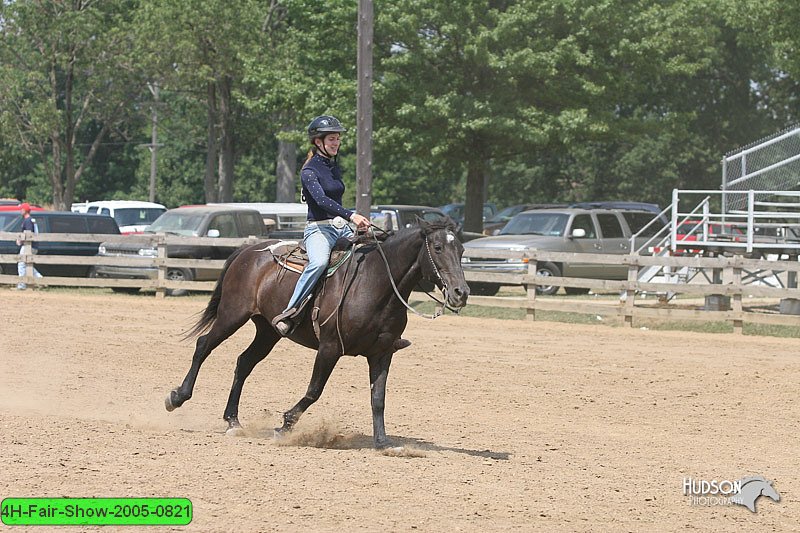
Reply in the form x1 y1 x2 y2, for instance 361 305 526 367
94 205 267 292
0 211 121 277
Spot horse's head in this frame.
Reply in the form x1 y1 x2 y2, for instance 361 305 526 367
762 481 781 502
417 217 469 309
731 476 781 512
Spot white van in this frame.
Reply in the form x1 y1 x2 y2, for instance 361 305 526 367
71 200 167 234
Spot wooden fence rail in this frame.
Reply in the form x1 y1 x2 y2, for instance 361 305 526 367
0 231 265 297
2 231 799 331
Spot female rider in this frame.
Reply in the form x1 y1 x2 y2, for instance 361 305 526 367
272 115 370 336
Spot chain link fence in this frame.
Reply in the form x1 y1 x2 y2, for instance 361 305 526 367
723 125 800 211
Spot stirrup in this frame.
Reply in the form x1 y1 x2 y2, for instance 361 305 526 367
274 319 293 337
272 308 298 326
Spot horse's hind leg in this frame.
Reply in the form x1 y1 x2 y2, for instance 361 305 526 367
223 316 280 434
165 311 250 412
274 345 341 437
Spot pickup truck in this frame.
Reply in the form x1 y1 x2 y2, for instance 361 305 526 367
94 205 267 294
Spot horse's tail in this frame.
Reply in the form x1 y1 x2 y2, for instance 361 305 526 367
183 245 248 340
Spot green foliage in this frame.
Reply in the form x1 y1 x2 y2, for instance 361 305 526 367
0 0 798 214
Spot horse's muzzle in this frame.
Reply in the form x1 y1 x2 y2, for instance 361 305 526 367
447 284 470 308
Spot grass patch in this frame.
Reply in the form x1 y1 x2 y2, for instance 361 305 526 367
410 301 606 325
15 286 800 338
411 300 800 338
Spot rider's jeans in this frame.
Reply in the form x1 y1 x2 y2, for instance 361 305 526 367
281 221 353 313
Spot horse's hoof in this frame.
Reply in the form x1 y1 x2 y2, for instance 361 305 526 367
393 338 412 351
226 425 245 437
164 391 177 412
374 439 395 450
273 427 289 440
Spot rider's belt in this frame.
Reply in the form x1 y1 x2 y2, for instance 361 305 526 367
308 216 348 229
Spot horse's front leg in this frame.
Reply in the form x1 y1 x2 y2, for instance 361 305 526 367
367 352 394 449
275 347 340 438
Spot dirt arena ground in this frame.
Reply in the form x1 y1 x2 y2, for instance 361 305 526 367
1 289 799 531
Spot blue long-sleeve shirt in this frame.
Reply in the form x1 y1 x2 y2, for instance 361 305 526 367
301 154 354 221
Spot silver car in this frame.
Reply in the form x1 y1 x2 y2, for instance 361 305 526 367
461 208 662 295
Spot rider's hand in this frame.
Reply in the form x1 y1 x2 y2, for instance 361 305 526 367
350 213 370 230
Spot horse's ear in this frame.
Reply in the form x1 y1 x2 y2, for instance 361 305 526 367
416 215 430 230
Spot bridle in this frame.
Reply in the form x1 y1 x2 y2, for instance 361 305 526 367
319 224 460 354
370 225 462 319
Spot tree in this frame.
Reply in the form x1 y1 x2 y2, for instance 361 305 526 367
375 0 611 231
134 0 285 203
0 0 142 209
240 0 358 203
374 0 776 227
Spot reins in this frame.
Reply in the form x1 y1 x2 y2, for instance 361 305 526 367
368 224 460 319
316 223 460 354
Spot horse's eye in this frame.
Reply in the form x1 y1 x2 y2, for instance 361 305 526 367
434 244 443 252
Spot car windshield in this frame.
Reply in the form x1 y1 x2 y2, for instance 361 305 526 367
500 212 569 236
115 208 166 227
487 205 525 223
146 212 206 236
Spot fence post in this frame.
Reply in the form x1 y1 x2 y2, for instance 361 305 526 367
624 257 638 327
731 259 743 334
526 253 537 321
22 230 35 288
155 234 167 299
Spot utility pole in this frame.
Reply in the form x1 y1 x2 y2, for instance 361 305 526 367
147 82 160 203
356 0 373 216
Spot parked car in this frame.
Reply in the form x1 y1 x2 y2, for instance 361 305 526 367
439 202 498 226
0 211 120 277
569 201 665 220
369 204 483 242
71 200 167 234
461 207 665 295
94 205 267 294
209 202 308 240
483 203 567 236
660 218 800 257
0 204 45 230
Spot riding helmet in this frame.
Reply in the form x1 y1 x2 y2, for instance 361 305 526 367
307 115 346 142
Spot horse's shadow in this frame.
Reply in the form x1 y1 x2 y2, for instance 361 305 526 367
275 430 511 460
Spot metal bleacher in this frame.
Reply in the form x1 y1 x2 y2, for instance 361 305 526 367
632 126 800 298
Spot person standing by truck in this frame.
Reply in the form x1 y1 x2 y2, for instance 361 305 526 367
16 202 41 290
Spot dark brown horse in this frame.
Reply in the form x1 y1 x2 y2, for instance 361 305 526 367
165 218 469 448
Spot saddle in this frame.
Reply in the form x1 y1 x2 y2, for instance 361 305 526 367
266 237 360 339
268 237 357 277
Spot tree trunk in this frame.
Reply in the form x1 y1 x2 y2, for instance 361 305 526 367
204 81 218 203
217 75 234 202
464 157 488 233
47 57 65 209
62 54 75 211
50 130 64 209
276 123 297 202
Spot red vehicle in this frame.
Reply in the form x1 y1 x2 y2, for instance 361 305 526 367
653 219 745 255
